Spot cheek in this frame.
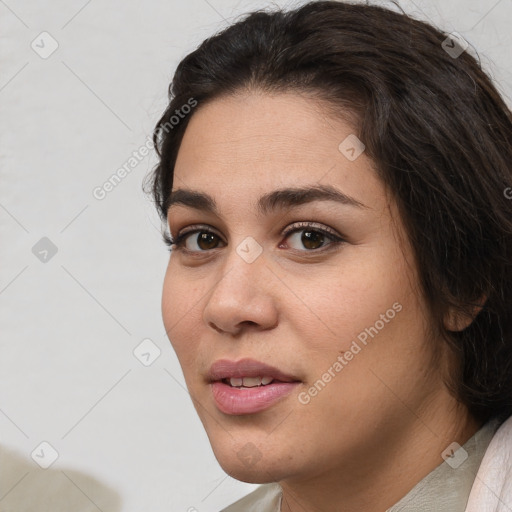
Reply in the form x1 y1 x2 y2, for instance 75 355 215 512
312 286 431 422
161 262 204 369
294 305 432 453
307 253 409 349
296 240 428 393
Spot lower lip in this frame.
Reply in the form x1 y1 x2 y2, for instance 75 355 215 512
211 380 300 415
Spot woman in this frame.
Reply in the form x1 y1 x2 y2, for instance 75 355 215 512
144 1 512 510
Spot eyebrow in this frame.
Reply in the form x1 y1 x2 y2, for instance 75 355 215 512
167 184 368 217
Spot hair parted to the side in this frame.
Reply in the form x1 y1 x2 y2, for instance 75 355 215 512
143 1 512 424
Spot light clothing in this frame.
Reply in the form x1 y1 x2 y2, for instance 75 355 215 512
387 417 499 511
221 482 282 512
465 414 512 512
221 415 512 512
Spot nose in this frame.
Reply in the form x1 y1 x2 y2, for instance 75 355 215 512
202 244 279 336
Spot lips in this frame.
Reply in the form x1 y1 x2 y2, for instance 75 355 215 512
208 358 301 415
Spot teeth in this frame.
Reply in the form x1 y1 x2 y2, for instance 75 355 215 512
243 377 261 387
228 376 274 387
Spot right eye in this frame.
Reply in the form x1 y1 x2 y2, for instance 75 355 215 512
164 227 224 253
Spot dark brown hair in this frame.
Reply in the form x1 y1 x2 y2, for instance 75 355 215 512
144 1 512 424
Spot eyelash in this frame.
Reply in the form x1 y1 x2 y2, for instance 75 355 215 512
163 222 345 255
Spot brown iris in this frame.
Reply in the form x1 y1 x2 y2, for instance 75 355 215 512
196 232 219 250
301 230 325 250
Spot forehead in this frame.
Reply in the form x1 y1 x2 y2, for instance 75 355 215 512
172 91 384 214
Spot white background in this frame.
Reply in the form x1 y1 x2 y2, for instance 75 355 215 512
1 0 511 511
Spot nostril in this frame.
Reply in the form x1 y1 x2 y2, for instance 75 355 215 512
209 322 224 334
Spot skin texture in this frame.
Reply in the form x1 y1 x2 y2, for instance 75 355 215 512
161 91 481 512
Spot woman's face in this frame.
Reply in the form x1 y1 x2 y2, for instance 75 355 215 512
162 91 451 484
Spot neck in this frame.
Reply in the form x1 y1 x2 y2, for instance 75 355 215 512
279 397 481 512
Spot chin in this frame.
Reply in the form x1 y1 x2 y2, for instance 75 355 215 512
209 437 290 484
223 465 277 484
216 455 283 484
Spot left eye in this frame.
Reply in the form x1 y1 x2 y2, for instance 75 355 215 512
282 227 340 251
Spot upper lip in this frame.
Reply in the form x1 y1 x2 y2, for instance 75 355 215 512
207 358 300 383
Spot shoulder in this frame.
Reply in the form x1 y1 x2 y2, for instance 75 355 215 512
221 483 282 512
465 415 512 512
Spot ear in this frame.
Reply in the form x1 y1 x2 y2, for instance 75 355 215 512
443 296 487 332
